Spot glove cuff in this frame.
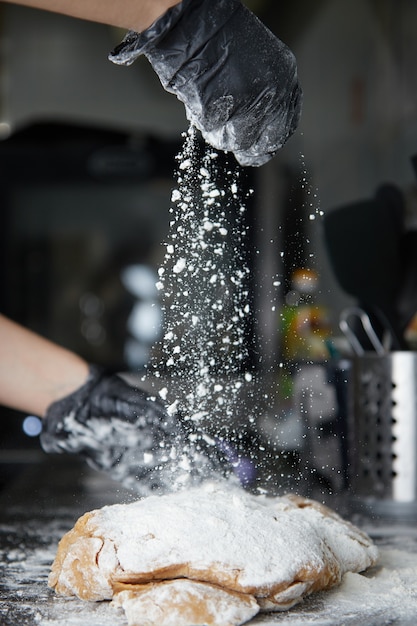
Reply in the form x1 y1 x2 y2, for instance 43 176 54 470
40 364 105 454
46 364 105 421
108 0 241 68
109 0 190 65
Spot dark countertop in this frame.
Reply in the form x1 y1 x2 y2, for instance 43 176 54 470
1 457 417 626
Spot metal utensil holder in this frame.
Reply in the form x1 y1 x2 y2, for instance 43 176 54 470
347 351 417 518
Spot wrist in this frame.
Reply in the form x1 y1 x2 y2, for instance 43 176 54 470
44 357 90 414
131 0 182 31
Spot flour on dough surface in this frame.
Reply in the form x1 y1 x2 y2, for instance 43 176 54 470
49 485 378 626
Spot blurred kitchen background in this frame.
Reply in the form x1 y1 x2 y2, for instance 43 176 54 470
1 0 417 506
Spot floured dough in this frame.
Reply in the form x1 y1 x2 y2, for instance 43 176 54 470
113 579 259 626
49 485 378 626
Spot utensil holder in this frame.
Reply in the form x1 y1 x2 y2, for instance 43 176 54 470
347 351 417 518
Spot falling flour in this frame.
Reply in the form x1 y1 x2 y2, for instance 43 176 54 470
145 126 259 487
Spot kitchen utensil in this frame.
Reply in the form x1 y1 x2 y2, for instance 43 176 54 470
323 184 407 349
339 307 386 356
346 350 417 519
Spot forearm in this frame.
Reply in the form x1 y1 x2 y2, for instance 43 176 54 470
0 0 181 31
0 314 89 417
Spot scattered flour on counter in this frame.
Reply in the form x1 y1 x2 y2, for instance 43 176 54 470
9 547 417 626
251 544 417 625
4 507 417 625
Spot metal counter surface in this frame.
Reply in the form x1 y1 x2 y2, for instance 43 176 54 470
1 457 417 626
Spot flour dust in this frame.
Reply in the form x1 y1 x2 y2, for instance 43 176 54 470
143 126 265 488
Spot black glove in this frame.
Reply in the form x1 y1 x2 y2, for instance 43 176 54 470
40 365 240 496
109 0 302 167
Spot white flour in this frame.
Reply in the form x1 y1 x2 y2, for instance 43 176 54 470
2 499 417 625
145 126 259 488
86 487 377 594
253 546 417 625
41 484 384 626
9 546 417 626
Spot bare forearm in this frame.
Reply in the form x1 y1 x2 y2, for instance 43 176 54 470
0 314 89 417
0 0 180 31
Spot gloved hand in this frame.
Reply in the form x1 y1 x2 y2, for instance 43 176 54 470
109 0 302 167
40 365 241 496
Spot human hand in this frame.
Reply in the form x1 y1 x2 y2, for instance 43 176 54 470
109 0 302 167
40 365 245 495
